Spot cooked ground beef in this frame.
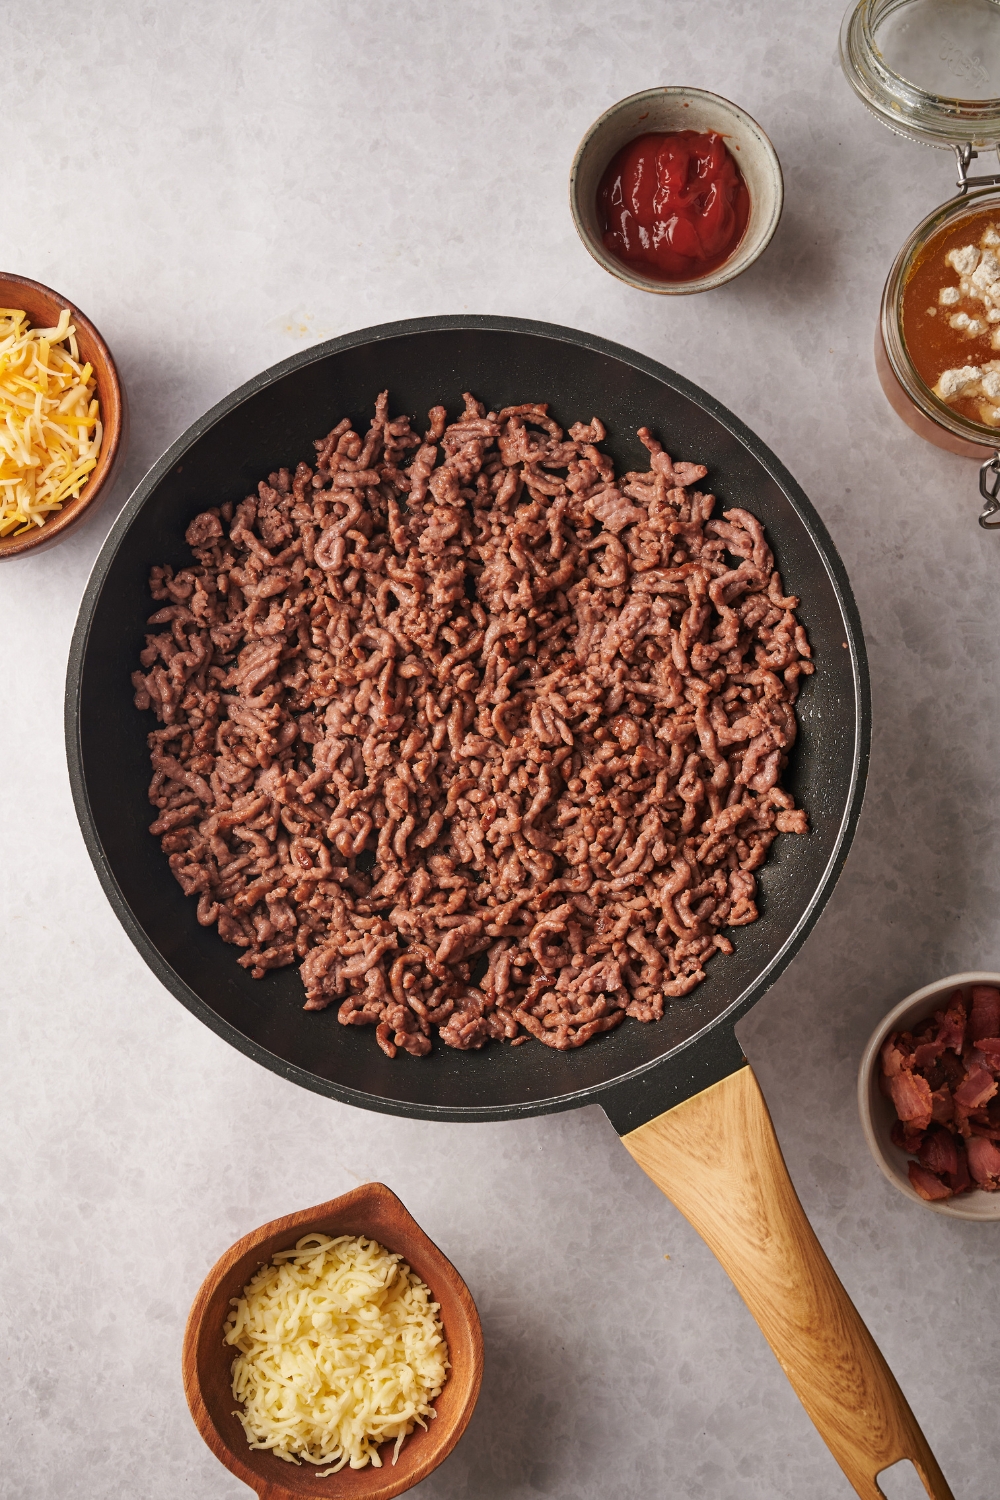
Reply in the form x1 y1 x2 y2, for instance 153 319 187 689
132 392 813 1058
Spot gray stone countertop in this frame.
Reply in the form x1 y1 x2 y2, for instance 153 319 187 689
3 3 998 1497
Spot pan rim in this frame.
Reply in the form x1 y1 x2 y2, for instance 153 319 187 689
65 313 870 1123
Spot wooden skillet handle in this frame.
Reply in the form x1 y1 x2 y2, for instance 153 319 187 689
622 1066 953 1500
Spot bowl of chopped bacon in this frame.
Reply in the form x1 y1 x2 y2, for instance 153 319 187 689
859 973 1000 1219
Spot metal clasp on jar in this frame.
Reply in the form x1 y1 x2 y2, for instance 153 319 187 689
955 143 1000 197
979 451 1000 528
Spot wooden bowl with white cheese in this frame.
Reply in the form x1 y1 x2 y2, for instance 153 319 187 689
0 272 127 559
182 1183 484 1500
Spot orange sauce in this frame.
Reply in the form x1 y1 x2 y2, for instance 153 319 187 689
902 207 1000 429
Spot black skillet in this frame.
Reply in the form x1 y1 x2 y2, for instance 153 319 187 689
66 316 951 1500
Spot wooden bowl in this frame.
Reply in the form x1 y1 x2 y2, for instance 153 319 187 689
0 272 127 560
858 971 1000 1221
182 1183 484 1500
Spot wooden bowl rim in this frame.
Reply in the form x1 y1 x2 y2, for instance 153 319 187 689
182 1182 484 1500
0 271 126 559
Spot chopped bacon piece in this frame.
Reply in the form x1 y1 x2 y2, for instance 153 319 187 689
930 1086 954 1124
891 1120 926 1154
969 985 1000 1043
954 1063 998 1112
888 1070 933 1130
908 1163 953 1201
966 1136 1000 1190
939 1049 966 1087
913 1039 945 1068
976 1037 1000 1077
918 1128 958 1178
949 1142 972 1194
880 1034 909 1078
934 993 966 1053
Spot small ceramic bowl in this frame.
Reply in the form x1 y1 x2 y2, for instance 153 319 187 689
183 1183 484 1500
569 86 783 295
858 971 1000 1221
0 272 127 560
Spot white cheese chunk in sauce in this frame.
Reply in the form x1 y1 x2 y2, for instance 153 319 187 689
971 251 1000 292
947 245 981 277
935 365 984 400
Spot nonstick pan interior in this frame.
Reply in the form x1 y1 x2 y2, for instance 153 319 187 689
66 317 868 1121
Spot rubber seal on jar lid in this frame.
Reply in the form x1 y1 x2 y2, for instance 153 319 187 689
840 0 1000 148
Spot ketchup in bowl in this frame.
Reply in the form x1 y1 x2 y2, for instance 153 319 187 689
597 130 750 282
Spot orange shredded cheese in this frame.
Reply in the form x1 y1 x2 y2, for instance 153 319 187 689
0 306 102 537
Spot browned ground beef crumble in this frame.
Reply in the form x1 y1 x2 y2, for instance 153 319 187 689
132 393 813 1058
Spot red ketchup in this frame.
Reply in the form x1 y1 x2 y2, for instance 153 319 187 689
597 130 750 282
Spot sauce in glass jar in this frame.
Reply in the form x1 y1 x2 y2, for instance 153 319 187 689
841 0 1000 517
902 207 1000 429
596 130 750 282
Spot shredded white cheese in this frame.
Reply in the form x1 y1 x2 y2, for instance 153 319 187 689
0 307 102 537
224 1233 450 1473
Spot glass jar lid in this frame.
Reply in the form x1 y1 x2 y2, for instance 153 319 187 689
841 0 1000 147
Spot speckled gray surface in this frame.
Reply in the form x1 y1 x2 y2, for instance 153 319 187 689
3 2 1000 1497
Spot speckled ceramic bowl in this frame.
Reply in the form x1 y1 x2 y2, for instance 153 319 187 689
858 972 1000 1221
569 86 783 295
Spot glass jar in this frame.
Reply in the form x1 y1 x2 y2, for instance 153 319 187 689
841 0 1000 147
878 186 1000 457
841 0 1000 524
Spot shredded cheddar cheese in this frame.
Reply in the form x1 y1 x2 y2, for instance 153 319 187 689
223 1232 450 1473
0 306 102 537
